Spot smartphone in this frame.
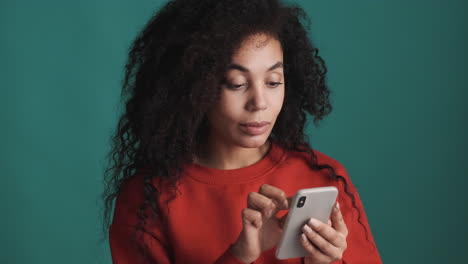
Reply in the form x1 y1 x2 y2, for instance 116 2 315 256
275 186 338 260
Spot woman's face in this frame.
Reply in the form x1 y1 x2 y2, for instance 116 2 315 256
206 33 285 148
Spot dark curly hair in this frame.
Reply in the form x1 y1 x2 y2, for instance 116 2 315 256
101 0 373 261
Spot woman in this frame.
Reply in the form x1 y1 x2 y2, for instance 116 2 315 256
102 0 382 263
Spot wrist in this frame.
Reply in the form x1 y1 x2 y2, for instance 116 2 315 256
229 242 256 264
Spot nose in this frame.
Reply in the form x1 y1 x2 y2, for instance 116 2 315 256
246 82 267 111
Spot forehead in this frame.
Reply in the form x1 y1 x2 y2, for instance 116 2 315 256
230 33 283 65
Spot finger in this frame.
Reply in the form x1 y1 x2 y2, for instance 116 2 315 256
241 208 263 229
302 223 343 260
307 218 346 249
286 196 293 209
247 191 275 218
299 233 330 263
258 184 289 212
331 202 349 237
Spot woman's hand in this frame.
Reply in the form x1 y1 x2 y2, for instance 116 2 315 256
230 184 291 263
302 202 348 264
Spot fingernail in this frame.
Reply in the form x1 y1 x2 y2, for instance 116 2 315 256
308 218 320 228
336 202 340 209
266 208 272 218
302 224 312 234
283 200 289 209
301 233 307 242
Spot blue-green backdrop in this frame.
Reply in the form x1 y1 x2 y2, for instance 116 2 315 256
1 0 466 263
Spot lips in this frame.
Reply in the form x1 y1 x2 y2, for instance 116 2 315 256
239 121 270 136
241 121 270 127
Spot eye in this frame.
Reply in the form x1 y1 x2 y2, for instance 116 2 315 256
268 82 283 88
227 83 247 90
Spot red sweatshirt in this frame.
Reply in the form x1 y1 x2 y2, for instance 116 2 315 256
109 142 382 263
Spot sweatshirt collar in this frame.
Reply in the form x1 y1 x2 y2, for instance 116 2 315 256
184 142 287 185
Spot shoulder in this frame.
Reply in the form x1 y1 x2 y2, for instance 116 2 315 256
111 171 145 226
118 168 167 198
112 169 167 226
311 149 350 179
311 149 359 196
285 145 350 180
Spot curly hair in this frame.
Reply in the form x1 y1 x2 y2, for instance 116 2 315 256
101 0 372 260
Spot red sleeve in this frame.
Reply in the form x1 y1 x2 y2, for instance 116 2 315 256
109 223 172 264
109 224 250 264
108 174 252 264
108 174 173 264
334 163 383 264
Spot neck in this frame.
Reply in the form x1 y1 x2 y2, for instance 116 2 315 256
193 139 272 170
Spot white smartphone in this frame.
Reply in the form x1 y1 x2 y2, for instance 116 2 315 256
275 186 338 260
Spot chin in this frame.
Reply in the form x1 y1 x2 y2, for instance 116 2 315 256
236 134 270 148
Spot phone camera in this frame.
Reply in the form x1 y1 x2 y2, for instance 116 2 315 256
296 196 306 208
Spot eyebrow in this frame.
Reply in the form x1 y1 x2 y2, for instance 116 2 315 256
226 61 283 72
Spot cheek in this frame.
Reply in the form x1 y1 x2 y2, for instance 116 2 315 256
212 93 244 123
271 89 285 114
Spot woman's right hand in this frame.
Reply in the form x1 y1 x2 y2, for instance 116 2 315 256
230 184 292 263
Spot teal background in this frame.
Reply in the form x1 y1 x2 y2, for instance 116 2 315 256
1 0 466 263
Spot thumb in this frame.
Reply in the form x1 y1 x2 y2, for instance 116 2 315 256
279 212 288 229
278 196 293 229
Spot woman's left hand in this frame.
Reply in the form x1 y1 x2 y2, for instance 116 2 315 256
301 202 348 264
